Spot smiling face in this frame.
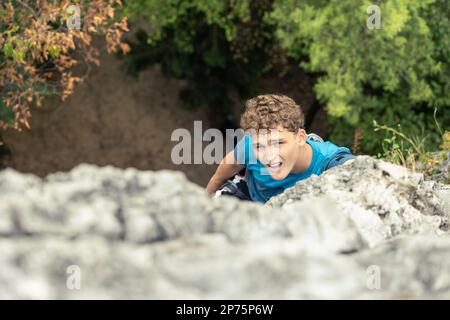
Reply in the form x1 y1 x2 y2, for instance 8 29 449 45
249 125 308 180
240 94 308 179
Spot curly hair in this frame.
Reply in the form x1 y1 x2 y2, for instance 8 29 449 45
240 94 304 132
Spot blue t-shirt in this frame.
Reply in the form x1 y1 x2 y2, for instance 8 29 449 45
234 135 354 203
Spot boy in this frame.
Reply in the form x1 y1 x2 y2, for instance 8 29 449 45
206 94 354 203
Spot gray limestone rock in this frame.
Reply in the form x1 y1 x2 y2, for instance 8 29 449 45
0 156 448 299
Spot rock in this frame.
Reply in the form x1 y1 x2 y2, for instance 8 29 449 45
267 156 449 247
417 151 450 184
0 156 449 299
354 235 450 299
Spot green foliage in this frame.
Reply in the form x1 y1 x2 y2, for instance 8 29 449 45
125 0 252 42
123 0 283 116
373 115 449 181
268 0 450 153
0 99 15 125
374 120 427 166
125 0 450 154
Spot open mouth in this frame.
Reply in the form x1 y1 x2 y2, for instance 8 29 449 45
266 161 282 173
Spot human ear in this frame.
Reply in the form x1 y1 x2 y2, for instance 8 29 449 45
296 129 307 146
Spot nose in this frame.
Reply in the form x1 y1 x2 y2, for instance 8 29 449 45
261 145 280 163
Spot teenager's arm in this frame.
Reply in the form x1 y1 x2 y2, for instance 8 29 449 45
206 150 245 196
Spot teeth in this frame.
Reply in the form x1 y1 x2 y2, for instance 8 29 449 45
268 162 281 168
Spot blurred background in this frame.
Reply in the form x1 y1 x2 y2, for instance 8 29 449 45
1 0 449 186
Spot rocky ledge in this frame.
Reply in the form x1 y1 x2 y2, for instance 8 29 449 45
0 156 449 299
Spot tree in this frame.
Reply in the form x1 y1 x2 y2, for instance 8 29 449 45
269 0 450 151
0 0 130 130
125 0 449 154
123 0 283 118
